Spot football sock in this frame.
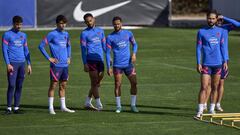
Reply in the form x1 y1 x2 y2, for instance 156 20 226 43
210 103 215 111
198 104 204 112
131 95 136 106
96 98 102 107
116 97 121 108
85 96 92 105
48 97 54 110
60 97 66 109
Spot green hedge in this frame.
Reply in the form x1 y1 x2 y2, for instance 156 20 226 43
172 0 209 15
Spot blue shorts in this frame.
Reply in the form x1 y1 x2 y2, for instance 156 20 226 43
201 65 222 75
221 67 229 79
113 64 136 76
87 60 104 72
50 66 68 81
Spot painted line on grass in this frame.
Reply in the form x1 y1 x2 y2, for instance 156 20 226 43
161 63 240 79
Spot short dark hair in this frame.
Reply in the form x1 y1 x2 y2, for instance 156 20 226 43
207 9 218 18
217 13 222 17
83 13 93 21
56 15 67 24
12 16 23 24
112 16 122 23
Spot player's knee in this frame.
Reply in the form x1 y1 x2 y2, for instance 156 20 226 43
201 85 208 92
8 83 15 90
115 81 122 87
211 85 218 91
59 85 66 91
50 82 58 89
91 80 98 86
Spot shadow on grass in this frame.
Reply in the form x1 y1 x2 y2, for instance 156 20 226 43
106 103 192 111
0 104 82 111
103 104 193 117
0 104 194 117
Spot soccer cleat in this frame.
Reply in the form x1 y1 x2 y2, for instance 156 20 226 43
131 106 139 113
13 109 24 114
96 104 103 111
4 109 12 115
49 109 56 115
84 103 98 111
115 107 122 113
61 108 75 113
216 106 224 112
195 111 203 118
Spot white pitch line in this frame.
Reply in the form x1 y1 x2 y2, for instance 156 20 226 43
161 63 240 79
161 63 195 71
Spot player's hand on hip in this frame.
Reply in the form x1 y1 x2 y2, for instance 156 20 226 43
49 58 58 64
107 68 113 76
110 59 113 66
27 65 32 75
197 64 202 73
7 64 14 73
67 58 71 65
223 62 228 71
131 54 136 64
84 64 89 72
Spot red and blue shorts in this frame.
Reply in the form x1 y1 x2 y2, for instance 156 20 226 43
50 66 69 81
87 60 104 72
113 64 136 76
201 65 222 75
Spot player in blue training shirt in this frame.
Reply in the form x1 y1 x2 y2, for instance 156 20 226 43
80 13 106 111
2 16 32 114
106 16 139 113
39 15 75 115
204 14 240 112
195 10 228 118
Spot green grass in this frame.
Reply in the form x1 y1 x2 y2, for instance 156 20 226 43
0 28 240 135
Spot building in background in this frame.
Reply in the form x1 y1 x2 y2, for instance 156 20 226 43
0 0 169 28
211 0 240 19
0 0 36 28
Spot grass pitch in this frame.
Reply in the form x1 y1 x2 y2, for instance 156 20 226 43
0 28 240 135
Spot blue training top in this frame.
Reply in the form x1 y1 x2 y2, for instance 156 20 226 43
196 26 227 66
106 29 138 69
80 27 106 65
220 16 240 61
38 29 71 68
2 28 31 65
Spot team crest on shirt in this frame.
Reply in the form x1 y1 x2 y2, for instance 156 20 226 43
97 32 101 36
216 32 220 37
209 37 218 45
20 36 24 39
